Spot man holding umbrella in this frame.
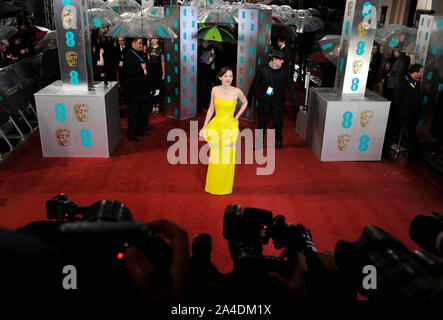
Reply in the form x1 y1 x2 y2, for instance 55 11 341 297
247 50 299 150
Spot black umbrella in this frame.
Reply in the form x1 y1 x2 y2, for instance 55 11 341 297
0 3 23 19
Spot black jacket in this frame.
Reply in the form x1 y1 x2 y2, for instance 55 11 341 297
392 75 421 125
247 63 299 122
123 48 149 103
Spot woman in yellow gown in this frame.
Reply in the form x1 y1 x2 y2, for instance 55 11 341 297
199 67 248 195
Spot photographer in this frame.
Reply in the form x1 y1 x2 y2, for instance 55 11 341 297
125 219 190 301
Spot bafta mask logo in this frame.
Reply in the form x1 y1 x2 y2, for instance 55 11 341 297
55 129 71 147
358 22 368 38
418 31 422 39
347 1 353 16
353 60 363 74
74 104 89 122
62 6 77 30
360 110 374 128
65 51 78 67
342 39 348 53
427 19 431 27
423 45 427 53
337 134 351 151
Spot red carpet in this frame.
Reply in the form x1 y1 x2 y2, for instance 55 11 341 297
0 105 442 274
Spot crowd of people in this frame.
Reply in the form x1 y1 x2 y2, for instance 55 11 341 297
1 19 441 158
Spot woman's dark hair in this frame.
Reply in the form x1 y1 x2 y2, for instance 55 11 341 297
216 66 233 82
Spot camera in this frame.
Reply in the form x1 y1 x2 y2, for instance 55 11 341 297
19 195 172 299
222 205 318 277
335 225 443 301
410 212 443 258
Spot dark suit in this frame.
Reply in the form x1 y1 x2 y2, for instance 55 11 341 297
114 45 127 97
280 44 293 72
247 62 299 143
123 48 149 138
384 75 421 153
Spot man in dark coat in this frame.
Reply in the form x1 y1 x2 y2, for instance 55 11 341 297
367 42 382 91
247 50 299 149
383 63 423 155
114 37 127 101
123 38 150 141
277 37 293 72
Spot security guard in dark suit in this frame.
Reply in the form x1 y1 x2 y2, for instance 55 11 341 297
123 38 150 141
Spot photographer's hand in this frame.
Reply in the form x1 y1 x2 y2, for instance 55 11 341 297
125 219 190 301
268 251 309 299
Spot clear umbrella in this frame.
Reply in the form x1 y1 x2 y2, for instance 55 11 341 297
88 8 122 29
286 9 324 33
375 24 417 54
0 25 17 40
106 0 142 15
141 6 164 19
106 14 177 39
198 7 238 24
318 35 340 65
189 0 227 9
36 30 57 51
87 0 111 10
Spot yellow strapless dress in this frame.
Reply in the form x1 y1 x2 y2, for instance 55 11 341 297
203 98 239 195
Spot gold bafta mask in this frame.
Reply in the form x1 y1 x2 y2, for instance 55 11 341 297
183 21 187 28
337 134 351 151
360 110 374 128
183 87 187 95
342 39 348 53
347 1 353 16
427 19 431 27
182 44 186 52
191 97 195 104
55 129 71 147
352 60 363 74
191 76 195 82
418 31 422 39
239 45 244 53
182 66 187 73
65 51 78 67
191 55 195 62
423 45 427 53
358 22 368 38
61 6 77 30
74 104 89 122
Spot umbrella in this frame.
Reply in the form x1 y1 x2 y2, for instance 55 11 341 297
198 7 238 24
141 6 164 19
88 8 122 29
307 8 321 17
318 35 340 65
375 24 417 53
0 26 17 40
106 0 142 15
196 26 235 43
107 14 177 39
286 9 324 33
87 0 112 9
189 0 227 9
36 30 57 51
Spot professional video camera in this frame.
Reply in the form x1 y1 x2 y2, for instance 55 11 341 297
222 205 319 277
335 223 443 301
18 195 172 298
